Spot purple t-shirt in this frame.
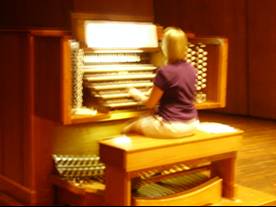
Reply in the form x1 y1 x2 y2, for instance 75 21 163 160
154 61 198 121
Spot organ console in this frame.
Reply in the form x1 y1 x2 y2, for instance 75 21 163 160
60 14 228 125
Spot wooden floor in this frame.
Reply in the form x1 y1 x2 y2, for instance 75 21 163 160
199 111 276 196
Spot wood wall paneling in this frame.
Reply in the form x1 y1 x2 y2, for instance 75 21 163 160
0 0 72 29
248 0 276 119
0 36 3 175
33 117 55 205
0 31 65 205
72 0 154 21
0 33 27 185
23 34 35 190
0 0 29 28
153 0 248 115
34 36 62 122
25 0 72 29
0 31 39 205
0 0 153 29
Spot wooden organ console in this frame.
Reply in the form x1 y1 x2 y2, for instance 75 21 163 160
51 15 246 206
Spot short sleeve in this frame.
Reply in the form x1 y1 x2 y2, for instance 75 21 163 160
154 69 169 90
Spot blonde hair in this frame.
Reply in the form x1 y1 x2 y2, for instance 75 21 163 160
162 27 188 64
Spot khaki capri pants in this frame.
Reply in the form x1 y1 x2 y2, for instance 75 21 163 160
122 115 199 139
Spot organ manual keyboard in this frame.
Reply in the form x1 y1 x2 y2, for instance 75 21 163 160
70 20 159 117
61 16 228 124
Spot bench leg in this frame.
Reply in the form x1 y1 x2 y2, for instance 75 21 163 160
211 152 237 199
104 165 132 206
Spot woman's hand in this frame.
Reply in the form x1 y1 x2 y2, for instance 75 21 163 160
145 88 152 96
128 86 164 109
128 87 147 102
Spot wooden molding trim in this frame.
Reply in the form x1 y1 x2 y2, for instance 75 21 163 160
0 192 23 206
0 175 36 205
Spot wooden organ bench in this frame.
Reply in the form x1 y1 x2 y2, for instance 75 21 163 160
99 123 243 206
